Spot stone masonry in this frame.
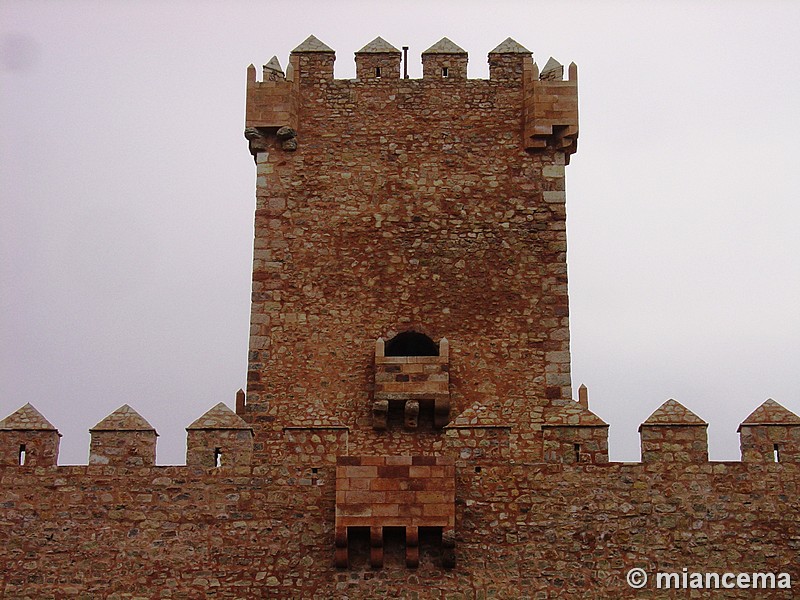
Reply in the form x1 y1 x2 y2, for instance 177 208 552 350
1 35 798 599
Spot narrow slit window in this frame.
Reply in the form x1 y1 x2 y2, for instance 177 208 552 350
214 447 222 467
441 67 449 78
19 444 26 466
774 444 781 463
574 443 581 463
375 67 381 78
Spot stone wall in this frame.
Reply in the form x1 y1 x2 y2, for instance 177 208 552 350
1 462 797 598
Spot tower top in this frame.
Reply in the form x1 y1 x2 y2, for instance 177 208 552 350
292 35 334 53
187 402 251 431
422 37 467 55
540 57 564 80
640 399 707 428
264 56 284 75
489 37 531 54
90 404 156 433
738 398 800 430
0 403 58 431
356 36 400 54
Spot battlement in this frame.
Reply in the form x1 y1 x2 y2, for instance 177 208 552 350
2 397 797 466
244 35 578 161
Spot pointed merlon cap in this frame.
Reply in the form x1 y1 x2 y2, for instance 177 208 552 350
292 35 335 53
737 398 800 432
543 401 607 427
0 403 58 431
187 402 252 430
489 37 531 54
90 404 157 433
639 399 707 432
264 56 284 75
356 36 401 54
422 37 467 55
540 57 564 80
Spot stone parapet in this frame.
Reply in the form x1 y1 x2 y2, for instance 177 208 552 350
0 403 61 466
639 399 709 462
186 402 253 468
244 60 299 135
355 36 401 80
523 60 578 159
739 399 800 463
89 405 158 467
422 37 468 80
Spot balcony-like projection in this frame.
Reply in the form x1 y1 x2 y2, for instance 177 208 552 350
373 333 450 430
334 455 456 569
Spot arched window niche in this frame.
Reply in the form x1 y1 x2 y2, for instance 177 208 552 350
384 331 439 357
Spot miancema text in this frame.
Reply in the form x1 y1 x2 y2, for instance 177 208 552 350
658 570 792 590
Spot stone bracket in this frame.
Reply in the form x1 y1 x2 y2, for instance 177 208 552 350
404 400 419 429
442 527 456 569
370 526 384 568
334 527 348 568
372 400 388 430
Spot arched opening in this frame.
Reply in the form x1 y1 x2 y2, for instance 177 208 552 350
385 331 438 357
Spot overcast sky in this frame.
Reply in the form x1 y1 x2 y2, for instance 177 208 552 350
2 1 798 465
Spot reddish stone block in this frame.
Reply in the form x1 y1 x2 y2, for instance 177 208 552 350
377 465 409 478
408 466 432 478
372 504 399 517
348 478 371 490
345 490 384 504
423 503 454 517
369 478 403 491
382 491 415 504
415 491 449 504
344 466 378 479
398 504 424 518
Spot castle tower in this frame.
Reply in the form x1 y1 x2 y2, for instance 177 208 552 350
243 35 582 466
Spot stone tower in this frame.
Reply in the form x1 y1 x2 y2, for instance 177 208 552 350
243 35 585 464
243 34 591 566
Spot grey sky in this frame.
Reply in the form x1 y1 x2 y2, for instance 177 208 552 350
1 1 798 465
